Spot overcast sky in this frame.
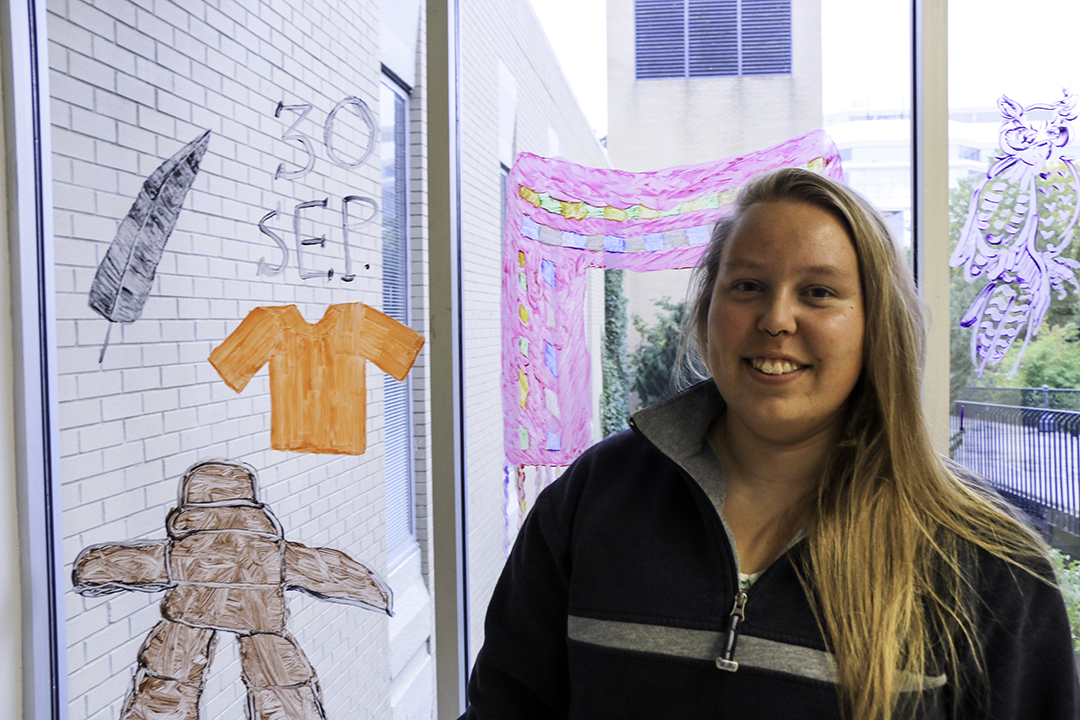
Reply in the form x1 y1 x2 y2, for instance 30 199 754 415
527 0 1080 138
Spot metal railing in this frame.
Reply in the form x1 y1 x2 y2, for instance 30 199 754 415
957 386 1080 412
950 401 1080 536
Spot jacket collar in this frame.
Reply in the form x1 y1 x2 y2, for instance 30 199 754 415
633 380 815 575
630 380 729 518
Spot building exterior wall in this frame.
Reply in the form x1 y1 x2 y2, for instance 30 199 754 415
606 0 823 367
458 0 609 666
606 0 823 172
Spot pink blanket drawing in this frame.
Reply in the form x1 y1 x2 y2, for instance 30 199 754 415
501 129 844 466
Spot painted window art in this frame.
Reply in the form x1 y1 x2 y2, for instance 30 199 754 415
209 303 424 455
50 2 425 718
89 131 212 363
73 460 391 720
950 92 1080 375
501 128 844 468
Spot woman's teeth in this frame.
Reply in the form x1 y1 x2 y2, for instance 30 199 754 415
751 358 803 375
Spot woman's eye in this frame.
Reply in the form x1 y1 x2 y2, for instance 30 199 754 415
807 287 833 299
732 281 761 293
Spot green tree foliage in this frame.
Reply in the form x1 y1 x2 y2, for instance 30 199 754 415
950 176 983 405
630 298 691 408
601 269 630 437
981 323 1080 391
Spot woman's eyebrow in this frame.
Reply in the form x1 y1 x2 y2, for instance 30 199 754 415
721 258 855 279
801 264 856 280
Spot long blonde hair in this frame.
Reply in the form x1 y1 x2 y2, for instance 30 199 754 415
685 167 1049 719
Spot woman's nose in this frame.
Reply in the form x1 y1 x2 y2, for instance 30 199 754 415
758 294 797 337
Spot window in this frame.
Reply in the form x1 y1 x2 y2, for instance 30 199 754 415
381 78 415 556
635 0 792 80
947 0 1080 540
957 145 980 161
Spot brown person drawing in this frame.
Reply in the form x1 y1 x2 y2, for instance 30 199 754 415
72 460 392 720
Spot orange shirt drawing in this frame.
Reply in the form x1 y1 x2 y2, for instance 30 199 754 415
209 303 424 455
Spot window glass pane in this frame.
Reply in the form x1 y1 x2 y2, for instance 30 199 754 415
381 80 414 554
467 0 913 672
823 0 913 253
948 0 1080 538
50 2 404 717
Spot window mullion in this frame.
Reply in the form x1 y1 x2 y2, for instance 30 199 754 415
913 0 951 454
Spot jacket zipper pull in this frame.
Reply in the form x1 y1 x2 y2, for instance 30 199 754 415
716 591 748 672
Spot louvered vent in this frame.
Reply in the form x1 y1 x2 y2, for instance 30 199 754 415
636 0 686 79
688 0 737 77
741 0 791 75
635 0 791 79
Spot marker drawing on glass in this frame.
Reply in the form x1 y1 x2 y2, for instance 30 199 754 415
209 303 424 455
72 460 392 720
273 102 317 180
256 196 375 281
500 129 845 468
88 129 212 363
950 91 1080 375
262 97 378 282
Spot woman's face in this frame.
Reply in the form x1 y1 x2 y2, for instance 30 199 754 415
706 200 865 446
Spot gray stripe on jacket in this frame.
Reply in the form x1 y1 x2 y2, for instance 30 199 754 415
567 615 946 691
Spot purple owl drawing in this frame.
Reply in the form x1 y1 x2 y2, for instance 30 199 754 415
950 91 1080 376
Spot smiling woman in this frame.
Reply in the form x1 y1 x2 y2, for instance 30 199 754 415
460 168 1079 720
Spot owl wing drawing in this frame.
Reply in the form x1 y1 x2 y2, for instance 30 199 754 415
950 157 1036 283
1036 160 1080 299
951 89 1080 377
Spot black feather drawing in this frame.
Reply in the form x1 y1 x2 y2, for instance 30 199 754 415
89 129 211 363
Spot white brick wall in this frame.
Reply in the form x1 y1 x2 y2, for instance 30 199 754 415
51 1 403 718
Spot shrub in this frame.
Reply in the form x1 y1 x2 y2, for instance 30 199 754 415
631 297 691 408
1049 548 1080 654
601 269 630 437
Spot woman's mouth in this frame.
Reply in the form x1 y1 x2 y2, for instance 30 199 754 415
749 358 805 375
